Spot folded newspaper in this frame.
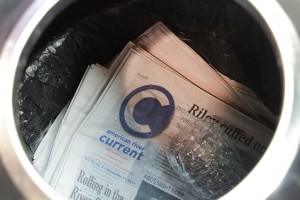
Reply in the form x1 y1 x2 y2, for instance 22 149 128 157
34 22 275 200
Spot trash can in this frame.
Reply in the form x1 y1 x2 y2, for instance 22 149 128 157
0 0 299 199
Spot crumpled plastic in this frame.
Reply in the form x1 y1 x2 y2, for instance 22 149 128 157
17 0 281 156
168 118 247 199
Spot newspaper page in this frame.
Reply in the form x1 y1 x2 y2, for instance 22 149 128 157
33 64 108 176
33 64 107 174
43 43 135 185
135 22 259 119
33 103 68 173
51 45 272 200
219 73 278 124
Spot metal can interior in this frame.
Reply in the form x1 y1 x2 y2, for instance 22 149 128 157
0 0 299 199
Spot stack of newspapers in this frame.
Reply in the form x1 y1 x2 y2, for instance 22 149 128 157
33 22 275 200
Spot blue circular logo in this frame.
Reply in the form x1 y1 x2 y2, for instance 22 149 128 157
119 85 175 138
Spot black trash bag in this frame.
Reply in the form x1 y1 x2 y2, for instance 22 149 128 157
17 0 281 155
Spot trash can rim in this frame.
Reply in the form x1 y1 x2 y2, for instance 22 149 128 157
0 0 299 199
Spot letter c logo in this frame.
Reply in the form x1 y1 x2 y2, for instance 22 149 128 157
119 85 174 138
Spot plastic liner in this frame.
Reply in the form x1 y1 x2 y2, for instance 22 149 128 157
17 0 281 155
168 117 247 199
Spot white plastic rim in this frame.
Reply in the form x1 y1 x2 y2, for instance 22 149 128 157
0 0 299 200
